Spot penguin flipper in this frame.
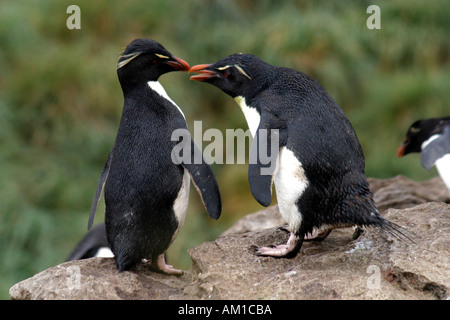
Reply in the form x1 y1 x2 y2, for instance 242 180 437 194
179 138 222 220
88 151 112 230
421 126 450 170
248 111 288 207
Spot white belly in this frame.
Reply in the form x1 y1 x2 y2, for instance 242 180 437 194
233 96 309 231
435 154 450 190
273 147 309 232
171 170 190 242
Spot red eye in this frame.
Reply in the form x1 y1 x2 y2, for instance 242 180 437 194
224 71 229 78
152 60 158 64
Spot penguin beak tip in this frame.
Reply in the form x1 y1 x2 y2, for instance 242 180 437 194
397 144 406 158
189 64 217 81
167 57 190 71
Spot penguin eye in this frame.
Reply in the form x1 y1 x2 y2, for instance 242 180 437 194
152 60 158 64
224 71 229 78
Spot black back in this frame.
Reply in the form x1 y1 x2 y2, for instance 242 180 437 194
254 67 379 235
105 82 187 270
91 39 221 271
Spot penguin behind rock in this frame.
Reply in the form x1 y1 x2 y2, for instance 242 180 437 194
190 54 408 258
88 39 221 274
398 116 450 190
66 223 113 261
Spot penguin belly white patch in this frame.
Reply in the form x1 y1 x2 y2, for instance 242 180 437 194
147 81 186 119
171 170 190 242
273 147 309 233
435 154 450 190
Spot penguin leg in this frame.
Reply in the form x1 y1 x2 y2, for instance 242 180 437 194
147 254 183 276
255 232 303 258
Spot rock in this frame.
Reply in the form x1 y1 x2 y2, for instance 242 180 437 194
9 176 450 300
368 175 450 213
8 257 190 300
185 202 449 300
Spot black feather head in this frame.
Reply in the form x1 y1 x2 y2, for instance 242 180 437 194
190 53 275 98
117 38 189 88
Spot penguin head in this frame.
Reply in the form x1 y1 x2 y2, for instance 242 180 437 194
189 54 274 98
117 38 189 84
398 117 450 157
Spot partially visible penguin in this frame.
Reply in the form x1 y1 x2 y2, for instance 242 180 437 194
398 116 450 190
190 54 408 258
66 223 113 261
88 39 221 274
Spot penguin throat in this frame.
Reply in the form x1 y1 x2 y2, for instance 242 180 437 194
234 96 260 137
147 81 186 120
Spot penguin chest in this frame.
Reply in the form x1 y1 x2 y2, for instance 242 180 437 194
273 147 309 232
435 154 450 190
234 96 260 136
147 80 186 120
171 169 190 242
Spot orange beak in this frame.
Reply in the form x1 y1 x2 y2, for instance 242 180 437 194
397 144 406 158
166 56 190 71
189 64 217 81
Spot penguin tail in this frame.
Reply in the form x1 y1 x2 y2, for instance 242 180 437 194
377 217 416 244
344 191 415 243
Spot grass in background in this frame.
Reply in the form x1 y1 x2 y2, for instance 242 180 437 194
0 0 448 299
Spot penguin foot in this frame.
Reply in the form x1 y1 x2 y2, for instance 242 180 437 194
145 254 183 276
254 233 303 258
352 227 364 240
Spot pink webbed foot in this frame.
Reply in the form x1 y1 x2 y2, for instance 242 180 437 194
254 233 303 258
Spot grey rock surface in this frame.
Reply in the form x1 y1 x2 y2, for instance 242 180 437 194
9 176 450 300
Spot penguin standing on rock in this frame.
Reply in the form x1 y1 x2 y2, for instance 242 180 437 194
88 39 221 274
190 54 407 258
398 117 450 190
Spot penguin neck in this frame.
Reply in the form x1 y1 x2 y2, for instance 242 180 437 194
421 134 440 150
147 80 186 120
120 80 186 120
233 96 260 137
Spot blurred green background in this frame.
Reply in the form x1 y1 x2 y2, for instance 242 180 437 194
0 0 448 299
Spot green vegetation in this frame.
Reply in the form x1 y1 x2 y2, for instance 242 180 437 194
0 0 448 299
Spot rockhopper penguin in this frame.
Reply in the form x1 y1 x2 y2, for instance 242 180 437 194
88 39 221 274
398 116 450 190
190 54 407 258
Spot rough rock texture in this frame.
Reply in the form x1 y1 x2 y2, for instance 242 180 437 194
9 176 450 300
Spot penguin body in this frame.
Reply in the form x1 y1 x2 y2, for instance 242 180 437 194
66 223 113 261
89 39 221 273
190 54 406 257
398 116 450 190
